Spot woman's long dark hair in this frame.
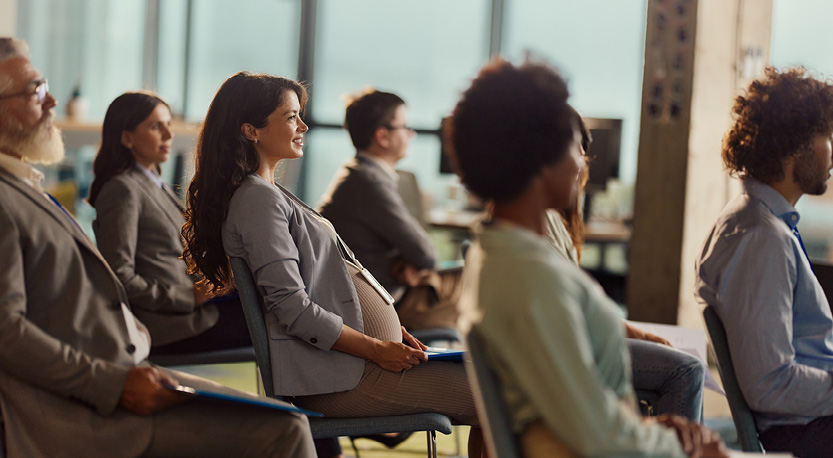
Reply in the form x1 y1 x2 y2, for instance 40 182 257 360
88 91 168 207
557 106 592 261
182 72 308 292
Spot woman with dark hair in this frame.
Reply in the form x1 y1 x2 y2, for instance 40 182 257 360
544 107 707 423
452 59 726 458
182 72 484 457
89 91 250 354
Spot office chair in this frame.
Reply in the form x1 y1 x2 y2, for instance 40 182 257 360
148 346 256 367
229 257 453 458
465 326 523 458
702 305 764 452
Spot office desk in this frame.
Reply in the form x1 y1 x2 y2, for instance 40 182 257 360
428 209 630 242
427 210 631 262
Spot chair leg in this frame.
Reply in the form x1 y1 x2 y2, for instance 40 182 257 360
255 364 265 396
426 430 437 458
350 437 361 458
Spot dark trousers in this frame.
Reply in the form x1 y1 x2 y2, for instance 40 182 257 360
151 293 252 355
314 438 341 458
760 416 833 458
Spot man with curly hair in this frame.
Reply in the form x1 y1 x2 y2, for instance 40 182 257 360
695 66 833 456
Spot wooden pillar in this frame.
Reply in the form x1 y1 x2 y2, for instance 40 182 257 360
627 0 772 326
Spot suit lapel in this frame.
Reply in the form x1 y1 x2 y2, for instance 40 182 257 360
0 169 97 250
127 167 184 229
0 169 128 297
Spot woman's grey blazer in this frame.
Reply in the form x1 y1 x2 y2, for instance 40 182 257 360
223 174 364 396
93 165 218 346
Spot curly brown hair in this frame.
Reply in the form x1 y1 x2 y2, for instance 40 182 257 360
449 58 573 203
182 72 307 292
723 66 833 182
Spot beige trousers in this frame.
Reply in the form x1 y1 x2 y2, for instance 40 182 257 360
520 420 578 458
396 267 464 331
294 360 478 426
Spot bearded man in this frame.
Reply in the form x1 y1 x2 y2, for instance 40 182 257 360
0 37 314 458
695 66 833 457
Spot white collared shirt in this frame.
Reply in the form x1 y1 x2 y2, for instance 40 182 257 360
0 153 47 194
137 163 165 189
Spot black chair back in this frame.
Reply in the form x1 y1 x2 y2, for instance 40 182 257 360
702 305 764 452
465 326 523 458
230 257 276 397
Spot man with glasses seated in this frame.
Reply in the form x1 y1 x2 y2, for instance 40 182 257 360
319 89 463 332
0 37 315 458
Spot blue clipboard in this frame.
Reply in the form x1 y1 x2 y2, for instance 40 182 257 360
425 347 465 362
166 384 324 417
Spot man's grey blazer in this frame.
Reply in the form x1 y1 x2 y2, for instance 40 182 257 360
223 174 364 396
319 157 437 299
93 165 218 346
0 167 154 457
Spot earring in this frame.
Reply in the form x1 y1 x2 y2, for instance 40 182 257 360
253 138 259 144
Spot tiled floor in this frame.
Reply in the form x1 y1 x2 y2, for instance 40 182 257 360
176 362 739 457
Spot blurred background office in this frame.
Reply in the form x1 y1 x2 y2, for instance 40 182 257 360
3 0 833 326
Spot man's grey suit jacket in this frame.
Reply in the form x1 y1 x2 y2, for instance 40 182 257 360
319 157 437 299
0 167 154 457
92 165 218 346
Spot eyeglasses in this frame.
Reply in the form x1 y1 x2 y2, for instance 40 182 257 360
0 78 49 103
383 124 415 133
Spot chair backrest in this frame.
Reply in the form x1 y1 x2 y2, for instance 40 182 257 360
396 170 427 227
702 305 764 453
465 326 523 458
229 257 276 397
813 261 833 307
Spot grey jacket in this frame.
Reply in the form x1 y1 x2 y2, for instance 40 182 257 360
93 165 218 346
319 157 437 298
223 174 364 396
0 167 153 457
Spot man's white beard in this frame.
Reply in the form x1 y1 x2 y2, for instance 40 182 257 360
0 111 65 165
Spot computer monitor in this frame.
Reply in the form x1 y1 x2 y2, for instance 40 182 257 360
583 117 622 193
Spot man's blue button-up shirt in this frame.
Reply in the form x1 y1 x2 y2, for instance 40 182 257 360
695 178 833 432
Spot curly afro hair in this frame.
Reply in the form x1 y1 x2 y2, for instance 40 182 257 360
449 58 573 202
723 66 833 182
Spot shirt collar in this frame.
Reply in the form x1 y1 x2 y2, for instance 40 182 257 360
744 178 800 228
0 153 46 193
357 152 399 182
137 163 165 189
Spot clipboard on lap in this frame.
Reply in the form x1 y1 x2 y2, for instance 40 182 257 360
425 347 465 362
166 384 324 417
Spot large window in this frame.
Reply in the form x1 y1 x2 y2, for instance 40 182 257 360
302 0 490 204
503 0 648 189
311 0 490 126
17 0 146 121
179 0 300 121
